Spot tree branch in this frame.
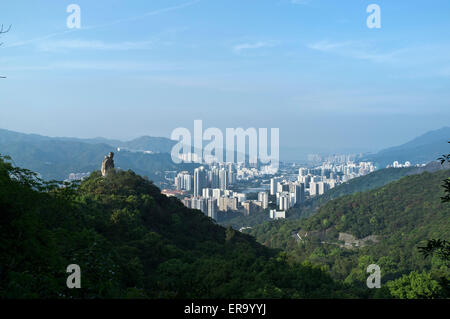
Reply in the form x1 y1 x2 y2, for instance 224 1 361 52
0 24 11 78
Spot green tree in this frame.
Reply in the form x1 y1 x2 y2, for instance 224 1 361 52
386 271 442 299
417 141 450 295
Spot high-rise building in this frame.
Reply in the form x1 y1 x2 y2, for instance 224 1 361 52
298 168 308 177
270 177 281 195
209 167 220 189
277 182 289 193
317 181 330 195
293 183 305 204
297 174 311 188
202 188 212 198
258 191 269 209
207 198 217 220
278 192 290 211
309 181 319 196
191 197 207 213
175 171 192 191
175 176 182 190
212 188 223 200
184 174 193 191
227 163 235 185
242 201 255 216
289 192 297 207
219 168 228 190
194 166 206 197
218 196 238 211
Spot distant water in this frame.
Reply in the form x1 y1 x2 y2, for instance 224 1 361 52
241 185 269 194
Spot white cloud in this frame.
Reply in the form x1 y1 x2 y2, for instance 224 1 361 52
307 40 403 63
37 39 155 52
307 40 450 78
232 41 276 54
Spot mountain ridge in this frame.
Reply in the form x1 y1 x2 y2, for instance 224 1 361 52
0 128 176 153
0 128 192 183
364 126 450 168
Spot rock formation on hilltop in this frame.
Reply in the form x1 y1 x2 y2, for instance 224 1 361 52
101 152 115 176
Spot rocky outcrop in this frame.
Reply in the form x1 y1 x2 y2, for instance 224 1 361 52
101 152 115 177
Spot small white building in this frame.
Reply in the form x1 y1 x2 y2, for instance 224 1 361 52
270 209 286 220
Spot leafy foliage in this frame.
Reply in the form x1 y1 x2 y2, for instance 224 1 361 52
0 154 349 298
418 239 450 262
386 271 442 299
247 169 450 298
416 141 450 295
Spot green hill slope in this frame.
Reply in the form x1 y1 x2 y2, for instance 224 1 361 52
0 155 347 299
247 169 450 297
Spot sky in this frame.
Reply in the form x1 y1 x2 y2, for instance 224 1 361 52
0 0 449 158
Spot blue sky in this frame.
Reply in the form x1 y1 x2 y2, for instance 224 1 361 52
0 0 449 157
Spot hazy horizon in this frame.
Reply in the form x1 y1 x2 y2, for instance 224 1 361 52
1 125 449 162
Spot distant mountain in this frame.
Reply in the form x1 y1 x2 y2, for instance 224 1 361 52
0 128 194 182
0 129 176 153
59 136 177 153
117 136 176 153
364 127 450 168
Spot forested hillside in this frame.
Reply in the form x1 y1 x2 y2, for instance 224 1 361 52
247 169 450 298
0 154 348 299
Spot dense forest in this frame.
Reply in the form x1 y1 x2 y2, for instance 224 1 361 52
247 169 450 298
0 154 350 298
1 151 449 298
